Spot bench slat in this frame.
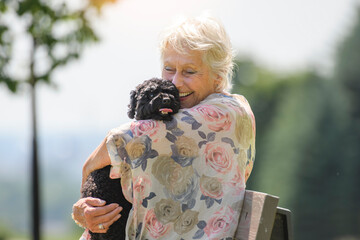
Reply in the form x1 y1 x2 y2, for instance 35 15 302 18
234 190 279 240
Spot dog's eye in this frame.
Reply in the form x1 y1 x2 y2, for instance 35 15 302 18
149 93 155 98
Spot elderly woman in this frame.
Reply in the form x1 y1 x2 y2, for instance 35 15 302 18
73 15 256 239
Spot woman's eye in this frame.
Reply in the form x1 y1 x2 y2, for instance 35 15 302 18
185 69 196 75
164 66 174 72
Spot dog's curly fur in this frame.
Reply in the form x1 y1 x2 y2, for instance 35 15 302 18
81 78 180 240
81 166 132 240
128 78 180 121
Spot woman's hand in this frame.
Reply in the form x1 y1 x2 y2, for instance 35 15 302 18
72 197 122 233
82 137 111 186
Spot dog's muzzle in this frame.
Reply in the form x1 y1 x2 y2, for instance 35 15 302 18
159 108 173 115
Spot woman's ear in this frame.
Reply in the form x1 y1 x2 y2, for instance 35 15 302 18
214 74 222 91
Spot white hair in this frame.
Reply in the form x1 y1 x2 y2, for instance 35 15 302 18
159 14 234 92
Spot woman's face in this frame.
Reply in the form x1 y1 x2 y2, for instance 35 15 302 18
162 47 218 109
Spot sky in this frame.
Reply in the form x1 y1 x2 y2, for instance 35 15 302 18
1 0 359 136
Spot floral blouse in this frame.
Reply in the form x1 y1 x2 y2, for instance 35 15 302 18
81 93 255 240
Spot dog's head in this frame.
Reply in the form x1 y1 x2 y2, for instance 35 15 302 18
128 78 180 121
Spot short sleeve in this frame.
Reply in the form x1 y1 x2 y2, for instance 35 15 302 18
106 123 133 179
225 94 256 182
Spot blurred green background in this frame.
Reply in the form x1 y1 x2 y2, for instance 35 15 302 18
234 9 360 237
1 0 360 239
234 9 360 239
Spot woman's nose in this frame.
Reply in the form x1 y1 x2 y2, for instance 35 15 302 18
171 72 183 88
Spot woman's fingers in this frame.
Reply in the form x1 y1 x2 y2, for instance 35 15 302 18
92 203 122 217
86 204 123 233
84 197 106 207
72 197 105 228
72 197 123 233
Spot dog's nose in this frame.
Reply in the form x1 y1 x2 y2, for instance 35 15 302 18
162 97 170 105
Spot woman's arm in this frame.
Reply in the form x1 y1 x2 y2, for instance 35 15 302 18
82 137 111 187
73 138 122 233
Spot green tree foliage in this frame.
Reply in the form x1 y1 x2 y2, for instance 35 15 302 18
335 8 360 119
0 0 99 91
333 6 360 239
232 11 360 237
0 0 115 239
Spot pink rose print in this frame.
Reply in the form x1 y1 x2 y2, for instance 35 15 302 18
133 175 151 202
250 110 256 136
203 142 234 174
226 165 245 196
80 229 91 240
204 206 236 239
131 120 159 138
224 95 256 136
145 209 171 239
192 105 231 132
222 99 245 115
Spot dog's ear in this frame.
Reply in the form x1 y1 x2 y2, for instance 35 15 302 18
127 90 137 119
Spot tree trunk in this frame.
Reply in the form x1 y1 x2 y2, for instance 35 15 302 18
31 81 40 240
30 35 40 240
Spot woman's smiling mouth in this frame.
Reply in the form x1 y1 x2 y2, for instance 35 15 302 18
179 92 193 98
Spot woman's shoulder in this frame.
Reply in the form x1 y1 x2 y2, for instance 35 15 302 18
198 93 254 116
201 92 250 105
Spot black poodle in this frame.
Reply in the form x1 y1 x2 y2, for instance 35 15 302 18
128 78 180 121
81 166 131 240
81 78 180 240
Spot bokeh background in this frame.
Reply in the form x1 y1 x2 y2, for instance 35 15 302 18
1 0 360 239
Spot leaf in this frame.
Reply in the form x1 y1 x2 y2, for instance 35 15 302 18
207 132 216 141
247 145 252 159
198 141 207 149
192 121 202 130
148 192 156 199
234 148 239 154
198 131 206 139
182 111 192 117
197 220 207 229
182 204 189 212
193 229 205 239
171 144 177 154
136 222 142 239
187 198 196 209
181 116 194 124
221 137 235 148
141 160 147 171
127 130 134 138
0 2 7 13
171 127 184 136
142 198 148 208
166 132 177 143
205 197 214 208
149 149 158 158
142 192 156 208
165 118 177 130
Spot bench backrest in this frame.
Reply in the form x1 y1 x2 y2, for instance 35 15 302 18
234 190 292 240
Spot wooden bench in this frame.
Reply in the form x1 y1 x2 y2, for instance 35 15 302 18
234 190 293 240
